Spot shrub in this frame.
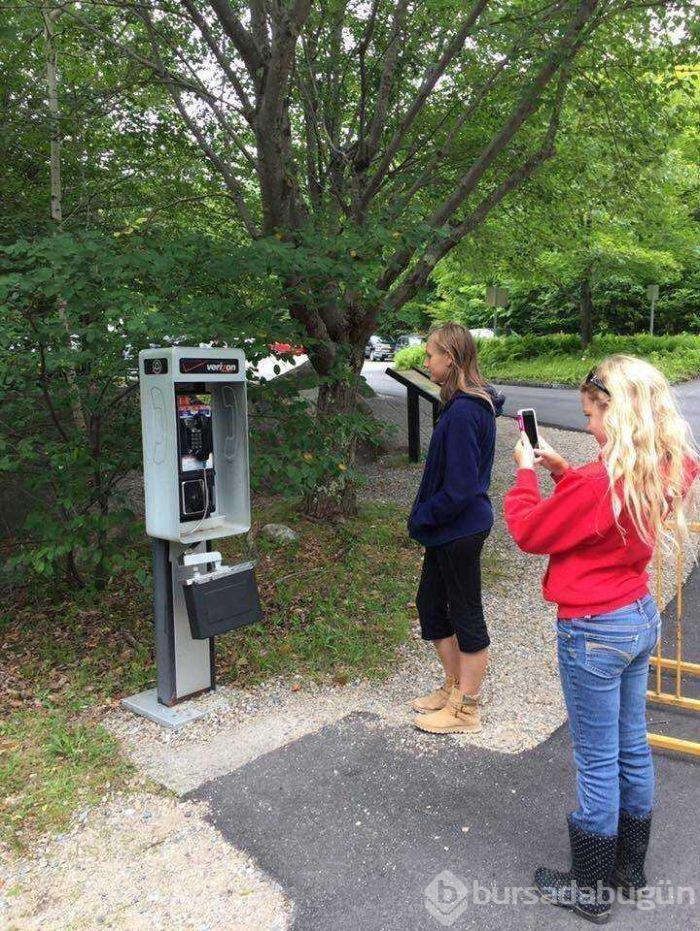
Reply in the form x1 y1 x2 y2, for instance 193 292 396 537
0 232 298 588
393 333 700 384
393 344 426 369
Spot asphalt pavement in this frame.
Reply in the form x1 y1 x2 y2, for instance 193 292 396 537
361 361 700 440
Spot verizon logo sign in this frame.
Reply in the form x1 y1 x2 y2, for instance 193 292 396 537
179 358 240 375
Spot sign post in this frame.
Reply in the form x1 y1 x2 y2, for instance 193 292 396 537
486 286 509 335
647 284 659 336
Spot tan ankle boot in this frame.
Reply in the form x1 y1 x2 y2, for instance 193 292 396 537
411 675 457 713
413 685 482 734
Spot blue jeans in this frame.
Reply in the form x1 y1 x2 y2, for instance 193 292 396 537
555 593 662 837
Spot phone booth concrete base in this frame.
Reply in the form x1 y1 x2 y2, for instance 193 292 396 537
121 690 209 730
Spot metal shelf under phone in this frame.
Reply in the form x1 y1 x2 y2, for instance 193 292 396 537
181 553 262 639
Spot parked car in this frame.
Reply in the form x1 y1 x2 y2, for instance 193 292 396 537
394 333 426 352
364 334 395 361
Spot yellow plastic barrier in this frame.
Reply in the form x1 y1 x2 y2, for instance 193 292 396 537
647 522 700 757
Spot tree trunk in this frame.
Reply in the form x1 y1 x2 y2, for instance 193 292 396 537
303 347 365 520
43 9 62 224
579 277 594 348
43 10 88 437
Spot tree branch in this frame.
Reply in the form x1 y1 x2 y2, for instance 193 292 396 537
384 67 572 314
377 0 598 293
355 0 381 162
132 8 258 168
249 0 270 59
359 0 410 169
140 12 261 238
359 0 490 211
255 1 313 230
60 5 222 102
139 192 247 229
207 0 265 76
384 48 515 222
179 0 255 119
37 338 70 442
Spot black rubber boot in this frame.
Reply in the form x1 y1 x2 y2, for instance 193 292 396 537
534 813 618 923
611 809 652 900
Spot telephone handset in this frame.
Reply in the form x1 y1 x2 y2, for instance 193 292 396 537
181 412 213 462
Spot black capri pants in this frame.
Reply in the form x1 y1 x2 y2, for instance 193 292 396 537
415 529 491 654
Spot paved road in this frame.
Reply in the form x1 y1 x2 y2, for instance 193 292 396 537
362 362 700 440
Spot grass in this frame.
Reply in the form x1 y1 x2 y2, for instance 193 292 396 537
482 353 700 385
394 333 700 385
0 498 431 850
377 451 427 469
216 500 422 685
0 711 134 852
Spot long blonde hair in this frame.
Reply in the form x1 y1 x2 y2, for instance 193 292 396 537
581 354 699 552
428 322 494 411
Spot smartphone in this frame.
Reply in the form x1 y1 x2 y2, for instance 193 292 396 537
517 408 539 449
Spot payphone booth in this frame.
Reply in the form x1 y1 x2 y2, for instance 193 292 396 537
123 347 262 728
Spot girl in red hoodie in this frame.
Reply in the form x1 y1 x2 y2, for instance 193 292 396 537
504 354 698 923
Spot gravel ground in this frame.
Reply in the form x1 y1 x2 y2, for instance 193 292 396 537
0 790 291 931
3 417 696 930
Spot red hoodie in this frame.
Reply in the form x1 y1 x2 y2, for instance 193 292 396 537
504 457 699 619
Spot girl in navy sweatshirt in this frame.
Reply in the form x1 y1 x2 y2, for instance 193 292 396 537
407 323 504 735
505 354 699 922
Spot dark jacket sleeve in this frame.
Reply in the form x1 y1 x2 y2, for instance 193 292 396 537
409 407 482 531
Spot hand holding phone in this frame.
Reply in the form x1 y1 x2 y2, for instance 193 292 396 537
531 435 570 477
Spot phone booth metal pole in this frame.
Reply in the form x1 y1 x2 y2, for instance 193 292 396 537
122 347 262 729
151 538 215 707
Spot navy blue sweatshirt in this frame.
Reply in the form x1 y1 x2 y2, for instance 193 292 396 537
407 386 505 547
